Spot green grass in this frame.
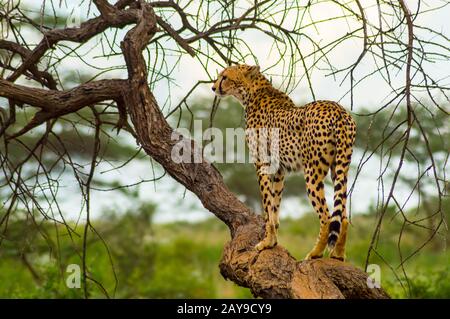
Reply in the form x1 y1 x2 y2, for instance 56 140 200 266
0 206 448 298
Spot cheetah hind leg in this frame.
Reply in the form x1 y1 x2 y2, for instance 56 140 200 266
329 218 348 261
255 219 278 251
303 167 331 260
304 200 330 260
305 218 329 260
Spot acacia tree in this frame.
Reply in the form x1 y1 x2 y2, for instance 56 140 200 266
0 0 448 298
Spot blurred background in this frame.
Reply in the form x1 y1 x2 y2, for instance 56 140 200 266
0 0 449 298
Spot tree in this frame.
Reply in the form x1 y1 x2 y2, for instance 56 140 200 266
1 0 448 298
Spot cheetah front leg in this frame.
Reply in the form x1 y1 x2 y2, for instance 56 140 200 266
271 169 285 231
255 169 282 251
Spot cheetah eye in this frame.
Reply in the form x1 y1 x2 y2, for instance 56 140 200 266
222 75 227 80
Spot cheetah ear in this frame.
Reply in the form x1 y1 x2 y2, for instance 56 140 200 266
246 65 260 78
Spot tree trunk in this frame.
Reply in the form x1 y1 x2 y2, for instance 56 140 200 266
220 220 389 298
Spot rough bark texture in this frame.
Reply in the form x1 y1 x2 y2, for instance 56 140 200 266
0 0 390 299
221 221 389 298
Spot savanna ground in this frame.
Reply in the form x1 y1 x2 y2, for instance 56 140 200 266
1 199 449 298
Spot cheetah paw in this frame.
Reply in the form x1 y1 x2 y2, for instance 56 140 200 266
304 252 323 260
329 250 346 261
255 238 277 251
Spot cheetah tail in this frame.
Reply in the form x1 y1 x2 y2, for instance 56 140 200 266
327 151 347 249
327 215 341 248
328 113 354 249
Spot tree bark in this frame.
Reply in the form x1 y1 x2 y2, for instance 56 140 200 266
220 221 389 298
0 0 390 299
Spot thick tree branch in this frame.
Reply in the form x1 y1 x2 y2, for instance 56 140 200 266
6 4 138 83
0 78 125 138
0 79 125 112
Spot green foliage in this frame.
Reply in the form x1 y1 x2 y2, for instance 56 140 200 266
408 266 450 299
1 197 449 298
0 204 251 298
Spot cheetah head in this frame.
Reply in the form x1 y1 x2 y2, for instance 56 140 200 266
212 64 261 102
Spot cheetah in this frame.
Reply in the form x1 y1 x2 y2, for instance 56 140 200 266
212 64 356 261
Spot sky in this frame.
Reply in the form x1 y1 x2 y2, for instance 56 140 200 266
1 0 449 223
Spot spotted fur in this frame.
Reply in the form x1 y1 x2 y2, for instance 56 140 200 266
212 64 356 260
